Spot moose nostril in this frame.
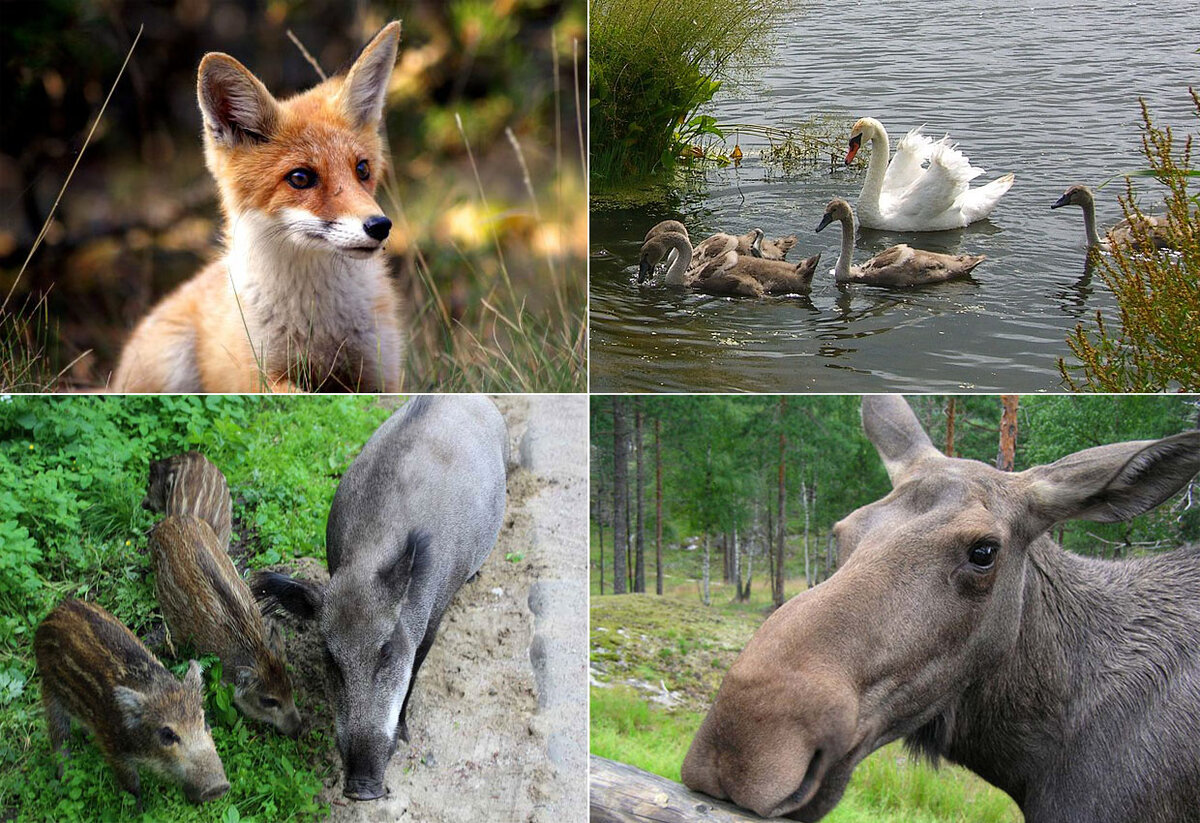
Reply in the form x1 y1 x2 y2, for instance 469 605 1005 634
363 215 391 241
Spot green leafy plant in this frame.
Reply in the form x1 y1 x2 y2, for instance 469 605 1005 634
590 0 800 183
1061 90 1200 390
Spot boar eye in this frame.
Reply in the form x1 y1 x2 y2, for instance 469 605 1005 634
379 641 393 666
356 160 370 181
259 696 280 709
157 726 181 746
286 168 318 189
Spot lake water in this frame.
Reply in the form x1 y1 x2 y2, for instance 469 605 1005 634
589 0 1200 392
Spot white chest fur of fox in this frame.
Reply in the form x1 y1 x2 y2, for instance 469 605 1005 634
110 22 405 393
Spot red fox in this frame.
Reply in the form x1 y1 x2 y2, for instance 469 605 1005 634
111 23 405 392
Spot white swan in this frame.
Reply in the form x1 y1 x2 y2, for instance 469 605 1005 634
638 231 819 297
1050 185 1173 251
816 199 986 286
846 117 1014 231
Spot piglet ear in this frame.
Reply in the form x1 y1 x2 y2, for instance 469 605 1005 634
861 395 940 485
197 53 280 145
183 660 204 695
1024 431 1200 527
379 529 432 602
339 21 400 129
113 686 146 727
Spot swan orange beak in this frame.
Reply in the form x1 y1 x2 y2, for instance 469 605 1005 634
845 133 862 165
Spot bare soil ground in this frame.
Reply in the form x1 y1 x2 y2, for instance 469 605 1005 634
269 395 587 822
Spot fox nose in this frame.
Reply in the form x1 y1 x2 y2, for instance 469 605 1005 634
363 215 391 242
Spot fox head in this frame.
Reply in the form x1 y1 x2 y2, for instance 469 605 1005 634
197 22 400 259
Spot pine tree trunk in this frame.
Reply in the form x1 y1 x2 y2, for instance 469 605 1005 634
997 395 1019 472
634 403 645 593
655 417 663 596
612 397 629 595
945 397 958 457
774 397 787 609
701 533 711 606
801 478 811 588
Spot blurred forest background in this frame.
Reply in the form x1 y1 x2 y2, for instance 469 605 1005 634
592 394 1200 602
0 0 586 392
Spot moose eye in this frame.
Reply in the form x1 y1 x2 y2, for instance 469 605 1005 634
356 160 370 181
259 696 280 709
286 168 318 189
968 541 999 569
157 726 181 746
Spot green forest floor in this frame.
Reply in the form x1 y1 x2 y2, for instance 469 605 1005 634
590 593 1023 823
0 396 394 821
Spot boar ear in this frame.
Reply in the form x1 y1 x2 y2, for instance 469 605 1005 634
113 686 146 727
339 21 400 129
183 660 204 695
233 667 254 689
266 620 286 656
198 53 280 145
252 571 323 620
379 529 432 601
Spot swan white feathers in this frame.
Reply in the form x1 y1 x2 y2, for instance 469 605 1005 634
846 117 1014 231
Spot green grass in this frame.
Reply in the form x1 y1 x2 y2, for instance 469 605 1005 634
590 591 1022 823
0 396 394 820
589 0 802 184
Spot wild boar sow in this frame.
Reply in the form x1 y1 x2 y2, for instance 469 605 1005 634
143 451 232 548
34 599 228 809
150 514 300 736
683 395 1200 823
253 395 508 801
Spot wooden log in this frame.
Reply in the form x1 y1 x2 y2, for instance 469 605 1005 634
589 754 782 822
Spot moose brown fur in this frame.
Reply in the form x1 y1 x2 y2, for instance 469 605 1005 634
683 395 1200 823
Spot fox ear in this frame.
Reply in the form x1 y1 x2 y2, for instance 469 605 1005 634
198 53 279 145
340 21 400 129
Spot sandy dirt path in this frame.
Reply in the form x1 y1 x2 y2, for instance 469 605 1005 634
271 395 587 822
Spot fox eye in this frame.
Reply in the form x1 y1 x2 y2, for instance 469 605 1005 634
286 168 317 189
356 160 370 181
157 726 181 746
259 696 280 709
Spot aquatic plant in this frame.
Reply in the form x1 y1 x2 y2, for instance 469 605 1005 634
1061 90 1200 391
590 0 800 184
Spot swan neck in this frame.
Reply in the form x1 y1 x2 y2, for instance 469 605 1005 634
1081 199 1102 246
863 126 890 198
665 236 693 284
835 215 855 282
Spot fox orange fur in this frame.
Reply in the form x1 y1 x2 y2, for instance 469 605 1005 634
111 23 405 392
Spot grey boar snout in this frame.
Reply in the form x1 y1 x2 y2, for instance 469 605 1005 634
186 777 231 804
344 777 387 802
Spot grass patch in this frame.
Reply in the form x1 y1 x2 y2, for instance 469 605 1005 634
0 396 393 820
589 0 802 184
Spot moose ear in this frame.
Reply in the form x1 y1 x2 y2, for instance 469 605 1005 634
379 529 432 601
339 21 400 129
861 395 940 485
197 52 280 145
251 572 324 621
1024 431 1200 526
